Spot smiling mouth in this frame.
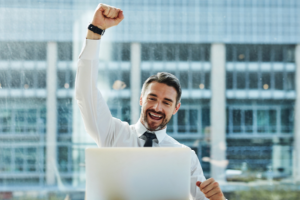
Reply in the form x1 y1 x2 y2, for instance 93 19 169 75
148 112 163 121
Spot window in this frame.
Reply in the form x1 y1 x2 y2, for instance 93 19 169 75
142 43 210 61
57 70 74 89
226 71 295 91
249 72 258 89
179 72 188 89
57 100 72 134
227 104 294 135
0 104 46 134
167 106 210 135
0 70 47 89
10 70 21 88
226 45 295 63
0 42 46 61
112 43 131 61
58 42 72 61
227 139 273 171
37 70 47 88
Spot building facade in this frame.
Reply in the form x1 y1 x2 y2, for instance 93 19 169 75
0 0 300 197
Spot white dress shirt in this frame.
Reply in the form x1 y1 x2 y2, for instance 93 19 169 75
75 39 209 200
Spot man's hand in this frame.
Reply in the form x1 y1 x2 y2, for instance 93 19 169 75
87 3 124 39
92 3 124 30
196 178 226 200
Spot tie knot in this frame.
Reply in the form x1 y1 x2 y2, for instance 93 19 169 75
143 132 157 140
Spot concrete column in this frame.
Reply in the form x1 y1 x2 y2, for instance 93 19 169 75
294 44 300 181
46 42 57 185
210 43 227 181
273 138 292 175
130 43 141 124
282 145 292 175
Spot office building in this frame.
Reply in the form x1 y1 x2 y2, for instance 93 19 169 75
0 0 299 197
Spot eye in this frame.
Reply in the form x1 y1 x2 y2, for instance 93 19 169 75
149 98 156 101
164 102 170 105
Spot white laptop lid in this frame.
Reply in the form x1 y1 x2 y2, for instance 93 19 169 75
85 147 191 200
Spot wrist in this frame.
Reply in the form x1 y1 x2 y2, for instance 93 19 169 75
91 21 106 30
86 30 101 40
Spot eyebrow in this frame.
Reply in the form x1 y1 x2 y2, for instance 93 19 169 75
149 93 174 103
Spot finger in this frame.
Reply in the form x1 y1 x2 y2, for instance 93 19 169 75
199 178 214 190
201 181 219 194
114 10 124 25
203 184 220 198
196 181 201 187
207 190 223 200
103 5 111 16
105 7 114 18
112 8 121 18
108 7 119 18
98 3 107 12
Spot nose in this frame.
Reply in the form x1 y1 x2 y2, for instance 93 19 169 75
153 101 162 112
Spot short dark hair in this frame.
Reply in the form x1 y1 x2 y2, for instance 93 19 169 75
141 72 182 105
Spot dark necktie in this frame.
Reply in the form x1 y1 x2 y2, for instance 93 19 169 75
143 132 157 147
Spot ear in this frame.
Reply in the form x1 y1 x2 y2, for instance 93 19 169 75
139 94 143 106
172 102 181 115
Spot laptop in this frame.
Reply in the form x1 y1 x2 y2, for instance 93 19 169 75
85 147 191 200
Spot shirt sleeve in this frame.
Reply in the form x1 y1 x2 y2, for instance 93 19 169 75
190 151 209 200
75 39 117 147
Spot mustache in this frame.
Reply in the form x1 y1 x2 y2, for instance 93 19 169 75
146 109 165 117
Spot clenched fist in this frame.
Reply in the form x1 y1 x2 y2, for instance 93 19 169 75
196 178 226 200
92 3 124 30
87 3 124 39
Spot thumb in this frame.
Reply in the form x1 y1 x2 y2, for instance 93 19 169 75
196 181 201 187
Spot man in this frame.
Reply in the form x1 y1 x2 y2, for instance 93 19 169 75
75 3 226 200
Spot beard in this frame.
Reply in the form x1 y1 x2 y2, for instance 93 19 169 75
141 108 171 131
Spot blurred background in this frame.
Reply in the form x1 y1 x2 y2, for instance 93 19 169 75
0 0 300 199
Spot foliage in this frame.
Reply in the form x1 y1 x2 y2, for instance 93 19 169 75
230 187 300 200
6 193 68 200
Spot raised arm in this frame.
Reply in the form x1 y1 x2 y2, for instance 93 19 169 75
75 4 124 146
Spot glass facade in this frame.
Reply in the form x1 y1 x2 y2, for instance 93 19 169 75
0 0 300 199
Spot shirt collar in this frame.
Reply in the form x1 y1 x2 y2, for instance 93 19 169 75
135 120 167 143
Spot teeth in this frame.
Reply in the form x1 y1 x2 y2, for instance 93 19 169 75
150 112 162 118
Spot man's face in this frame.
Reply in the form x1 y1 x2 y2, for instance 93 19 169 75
139 82 181 131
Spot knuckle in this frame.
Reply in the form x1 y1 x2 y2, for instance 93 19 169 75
99 3 105 9
214 182 219 186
